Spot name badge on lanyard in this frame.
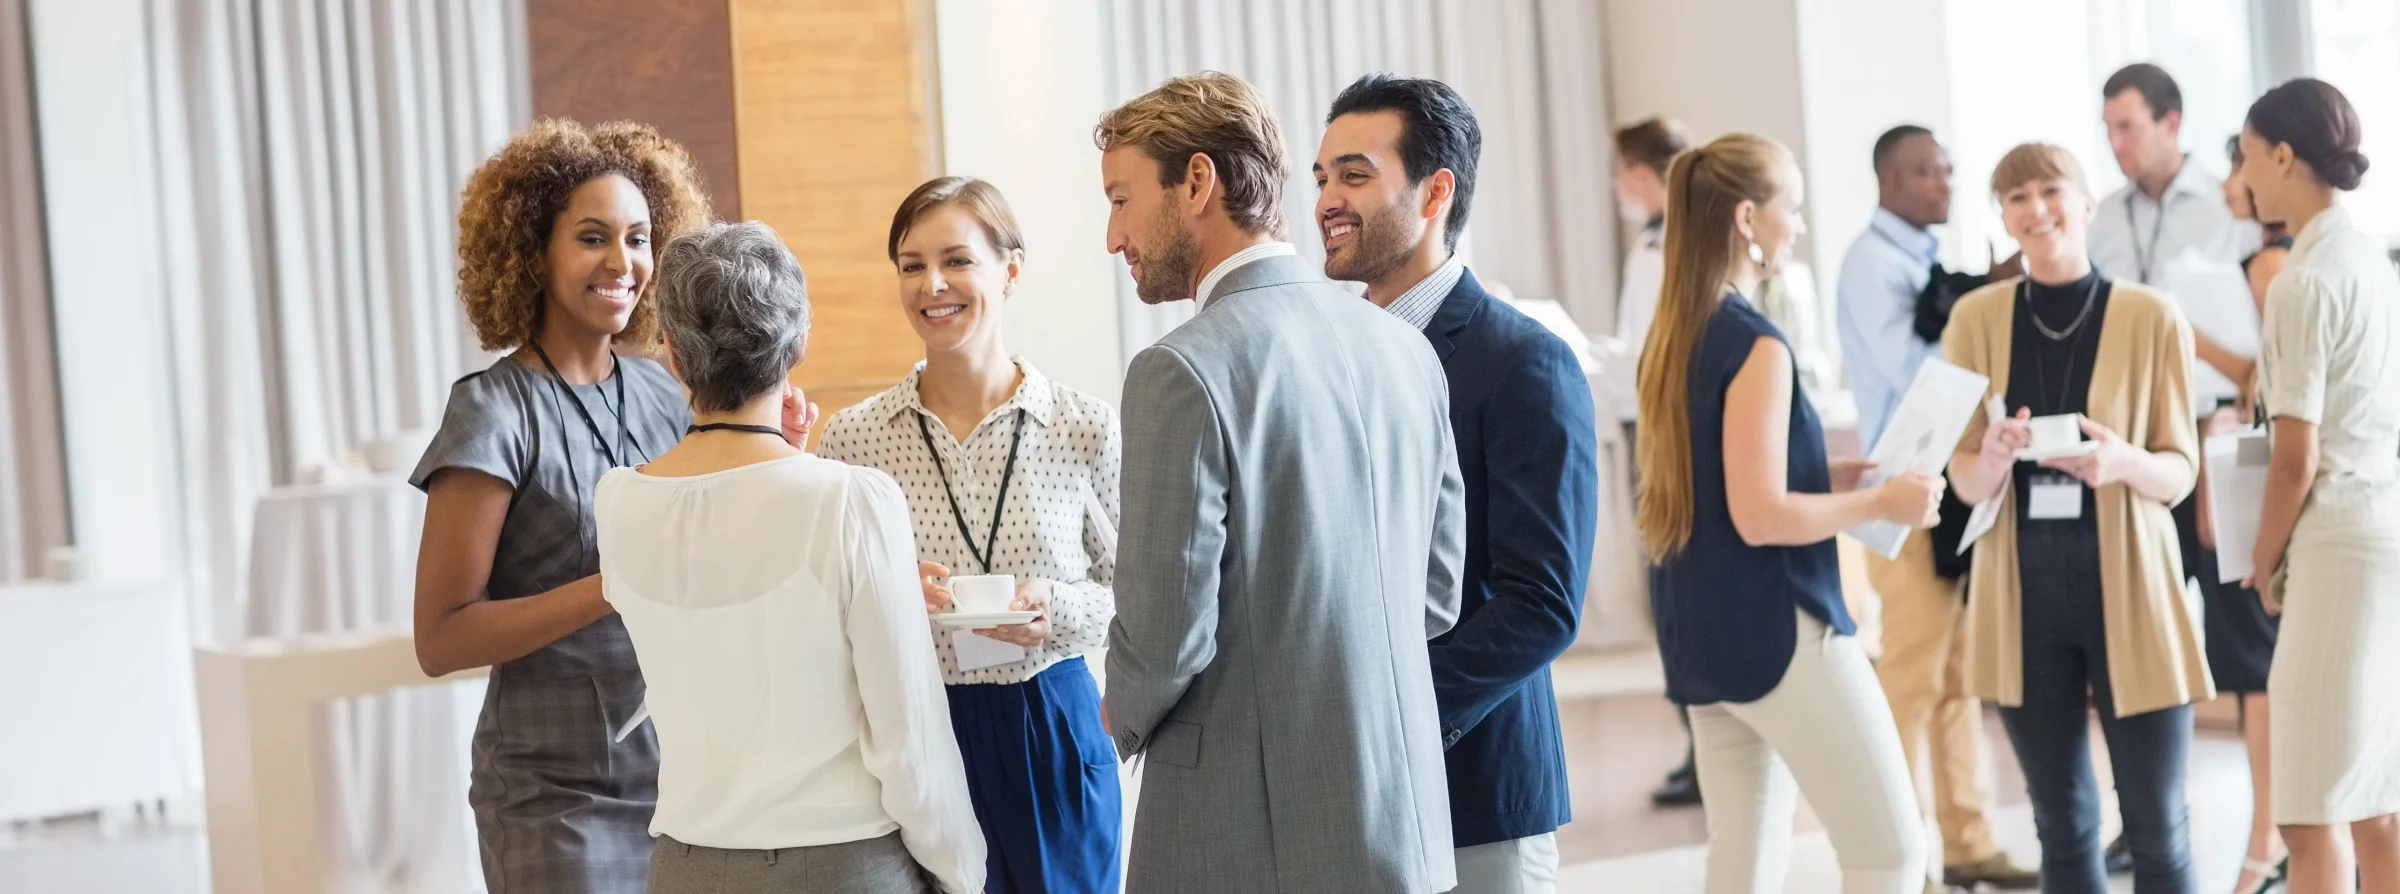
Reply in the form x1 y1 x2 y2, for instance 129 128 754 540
2027 471 2084 520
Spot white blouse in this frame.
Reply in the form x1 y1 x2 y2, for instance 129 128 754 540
595 456 985 894
2259 204 2400 502
816 360 1122 686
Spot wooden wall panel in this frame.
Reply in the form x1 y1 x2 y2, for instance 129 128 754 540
526 0 742 220
730 0 934 415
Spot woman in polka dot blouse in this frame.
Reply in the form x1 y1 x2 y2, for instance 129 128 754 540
815 176 1124 893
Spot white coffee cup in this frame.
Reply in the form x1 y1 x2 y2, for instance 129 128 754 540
2028 414 2081 451
948 574 1016 614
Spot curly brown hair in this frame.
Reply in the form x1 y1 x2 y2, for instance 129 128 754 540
455 119 714 351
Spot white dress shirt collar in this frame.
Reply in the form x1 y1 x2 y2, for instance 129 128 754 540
1868 207 1940 266
2107 154 2221 214
1381 255 1468 330
876 357 1056 429
1196 241 1300 308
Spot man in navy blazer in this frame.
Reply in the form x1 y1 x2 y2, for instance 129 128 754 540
1314 73 1598 892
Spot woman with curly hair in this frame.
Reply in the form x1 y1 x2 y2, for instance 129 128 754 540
409 118 712 893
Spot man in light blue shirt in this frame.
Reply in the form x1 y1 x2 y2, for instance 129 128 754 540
1834 125 2040 894
1837 126 1947 450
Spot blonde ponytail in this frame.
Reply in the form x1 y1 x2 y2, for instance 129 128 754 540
1635 133 1792 559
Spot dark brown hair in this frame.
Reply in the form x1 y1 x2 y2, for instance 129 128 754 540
2245 78 2369 191
455 119 714 350
887 176 1027 262
1094 72 1288 238
2103 63 2182 121
1614 117 1690 176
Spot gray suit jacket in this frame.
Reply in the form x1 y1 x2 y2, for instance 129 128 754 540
1107 252 1466 894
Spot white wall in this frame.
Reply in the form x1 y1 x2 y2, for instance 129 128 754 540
933 0 1126 406
28 0 183 587
1603 0 1812 174
1796 0 1956 280
2310 0 2400 240
1942 0 2106 268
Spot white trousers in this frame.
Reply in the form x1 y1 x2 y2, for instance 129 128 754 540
1448 832 1558 894
1692 609 1925 894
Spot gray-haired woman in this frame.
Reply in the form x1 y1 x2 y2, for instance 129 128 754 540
592 221 986 893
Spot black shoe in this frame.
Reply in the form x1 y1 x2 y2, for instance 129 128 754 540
1650 764 1702 806
2105 834 2133 874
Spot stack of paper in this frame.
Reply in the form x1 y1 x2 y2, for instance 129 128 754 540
2207 428 2270 584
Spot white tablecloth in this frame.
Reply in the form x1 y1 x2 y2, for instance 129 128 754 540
0 580 195 821
247 477 479 893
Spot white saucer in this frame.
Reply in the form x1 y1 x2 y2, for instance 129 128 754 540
933 611 1040 629
2016 442 2100 462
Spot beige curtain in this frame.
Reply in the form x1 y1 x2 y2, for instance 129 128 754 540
1101 0 1620 353
147 0 519 637
0 0 68 584
141 4 522 886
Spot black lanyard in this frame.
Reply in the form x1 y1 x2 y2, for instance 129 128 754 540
2021 278 2098 414
688 422 784 437
531 343 646 468
916 408 1026 574
2126 191 2170 283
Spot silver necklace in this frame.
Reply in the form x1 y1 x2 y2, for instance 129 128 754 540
2022 276 2100 341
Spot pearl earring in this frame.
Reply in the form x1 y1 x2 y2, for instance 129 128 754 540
1747 241 1765 264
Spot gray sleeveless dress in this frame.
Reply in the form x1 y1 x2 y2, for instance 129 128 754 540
411 353 690 893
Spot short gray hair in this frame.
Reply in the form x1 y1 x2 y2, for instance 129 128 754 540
655 221 810 413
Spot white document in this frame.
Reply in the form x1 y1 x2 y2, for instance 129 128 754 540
2207 428 2270 584
1847 359 1991 558
952 630 1027 671
1955 397 2009 556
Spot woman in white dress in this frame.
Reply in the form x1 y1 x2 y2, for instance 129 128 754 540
2238 77 2400 894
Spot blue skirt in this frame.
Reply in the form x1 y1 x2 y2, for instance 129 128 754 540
945 657 1123 894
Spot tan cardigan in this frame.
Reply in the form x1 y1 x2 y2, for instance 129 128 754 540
1943 278 2214 717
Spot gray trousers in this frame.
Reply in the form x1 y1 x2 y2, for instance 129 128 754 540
647 832 934 893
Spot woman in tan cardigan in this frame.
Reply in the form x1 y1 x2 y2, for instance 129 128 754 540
1942 143 2208 894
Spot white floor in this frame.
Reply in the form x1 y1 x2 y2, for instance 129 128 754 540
0 778 2258 894
1566 799 2250 893
0 647 2268 893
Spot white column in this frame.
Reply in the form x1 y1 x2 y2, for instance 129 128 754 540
933 0 1127 406
27 0 183 590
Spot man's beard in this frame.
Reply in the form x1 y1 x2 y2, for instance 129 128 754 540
1324 199 1420 285
1135 201 1202 305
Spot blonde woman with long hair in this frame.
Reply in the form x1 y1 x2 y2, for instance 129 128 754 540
1636 133 1938 894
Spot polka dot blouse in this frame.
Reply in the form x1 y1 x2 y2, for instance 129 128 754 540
815 360 1121 686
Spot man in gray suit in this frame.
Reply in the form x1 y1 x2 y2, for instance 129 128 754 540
1095 71 1466 894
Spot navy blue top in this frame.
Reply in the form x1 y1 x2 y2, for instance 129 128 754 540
1418 270 1598 847
1650 293 1852 705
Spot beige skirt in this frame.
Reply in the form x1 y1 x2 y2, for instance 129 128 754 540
2269 499 2400 825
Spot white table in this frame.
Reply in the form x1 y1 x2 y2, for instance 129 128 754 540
243 478 478 893
0 580 196 821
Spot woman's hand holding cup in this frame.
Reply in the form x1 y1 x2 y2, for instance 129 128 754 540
918 561 952 615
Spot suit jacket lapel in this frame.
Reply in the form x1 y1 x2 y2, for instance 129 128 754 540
1423 268 1487 362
